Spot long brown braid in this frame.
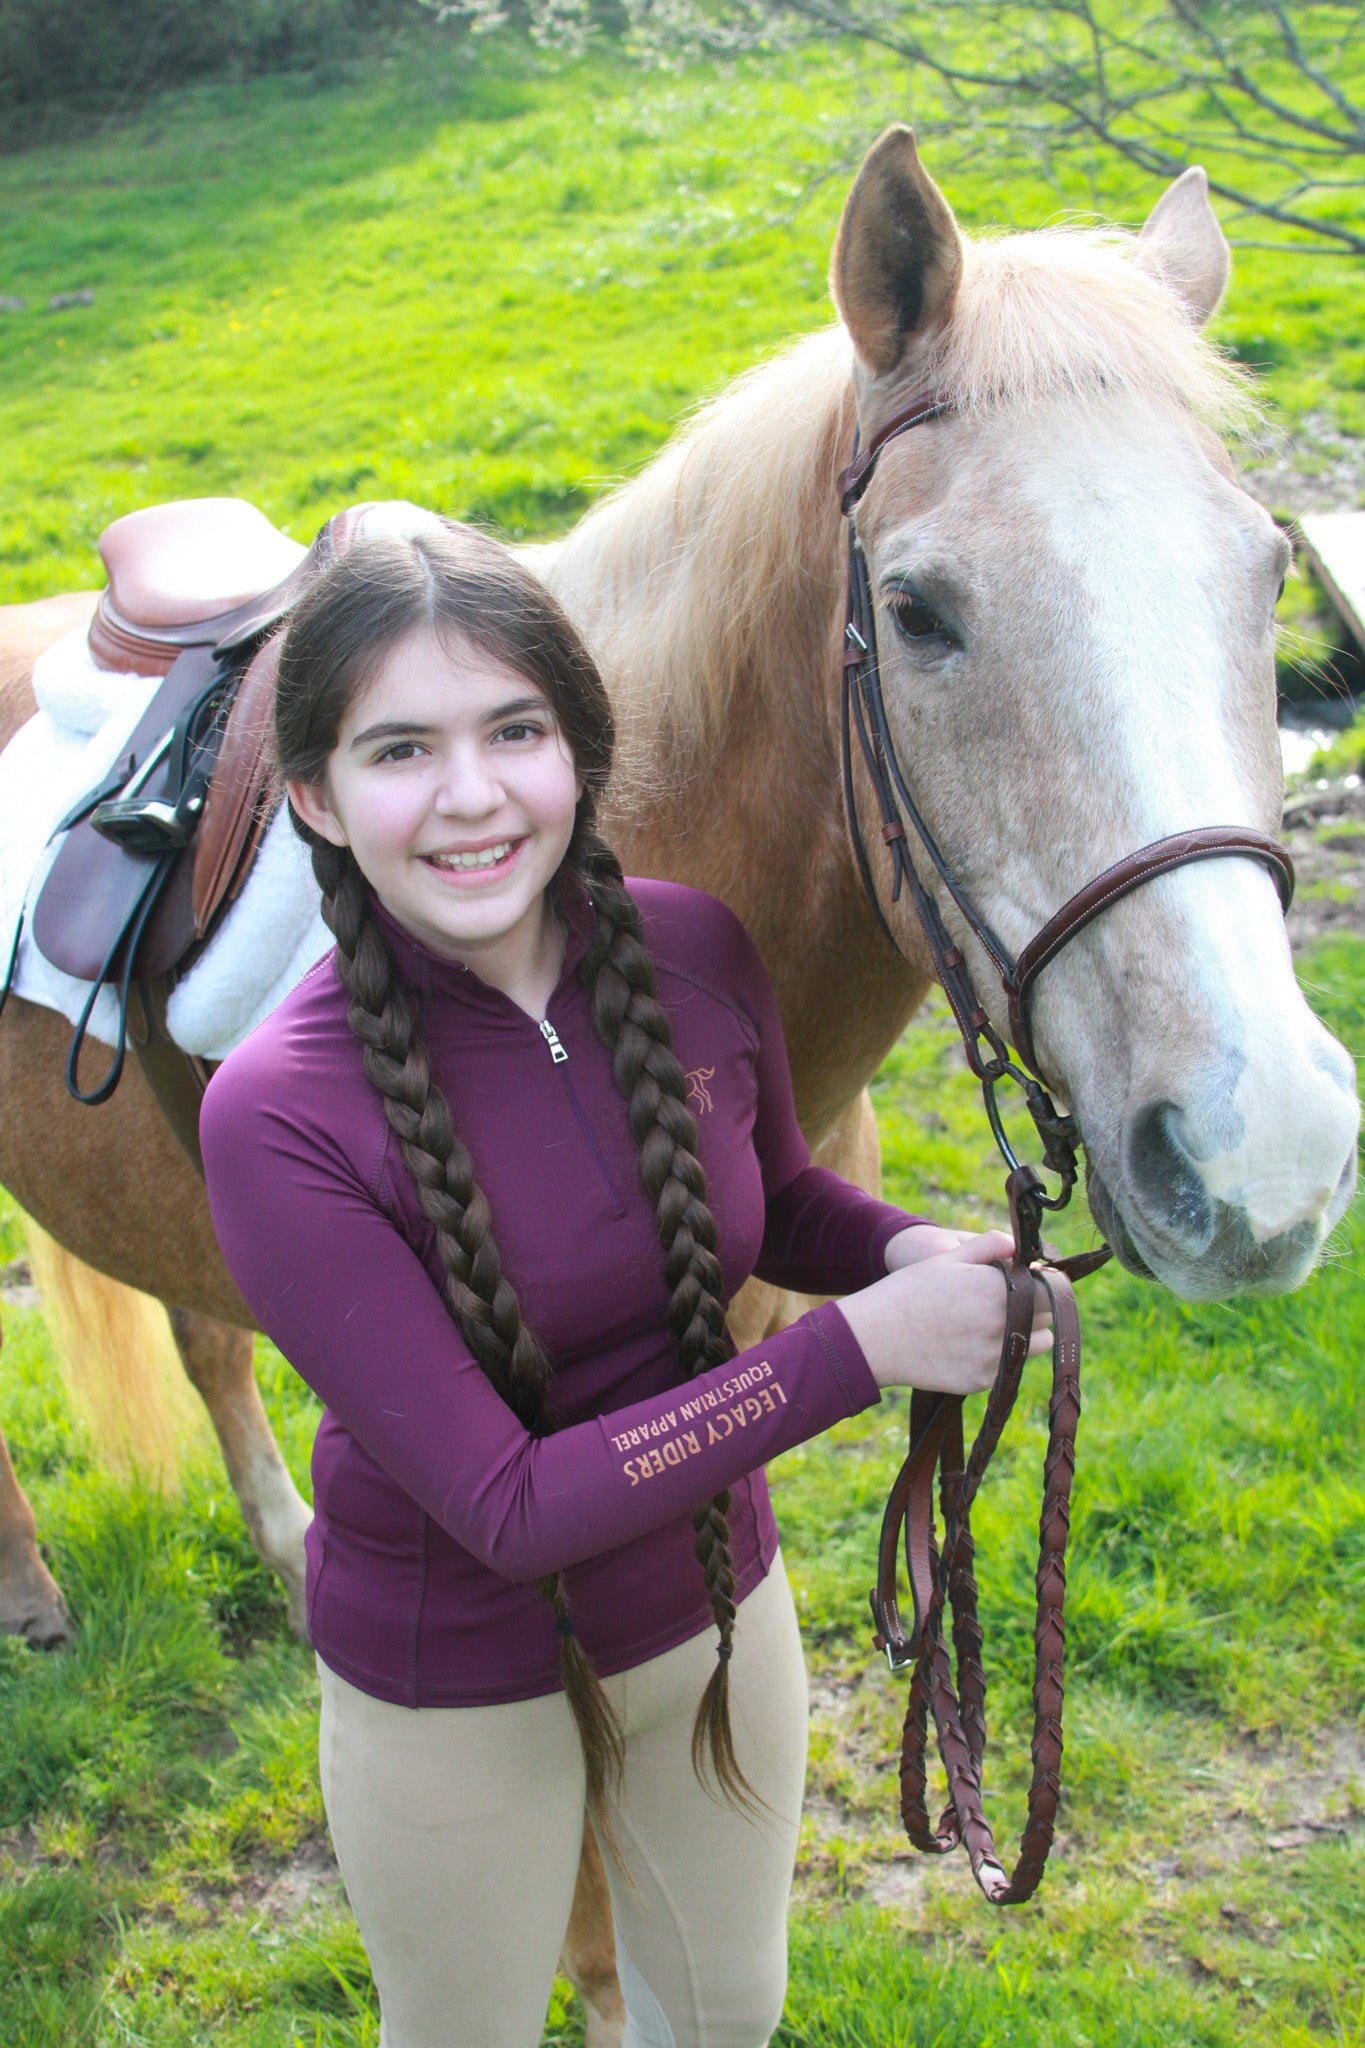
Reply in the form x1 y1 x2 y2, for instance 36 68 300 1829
577 834 760 1809
309 835 626 1839
275 522 760 1824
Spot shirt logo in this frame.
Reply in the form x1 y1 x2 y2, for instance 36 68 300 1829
685 1066 715 1115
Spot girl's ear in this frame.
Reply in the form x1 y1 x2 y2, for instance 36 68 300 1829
286 777 348 847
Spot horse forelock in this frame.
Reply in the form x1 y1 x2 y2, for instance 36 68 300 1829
920 226 1257 433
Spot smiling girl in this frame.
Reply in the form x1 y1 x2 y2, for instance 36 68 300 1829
199 521 1050 2048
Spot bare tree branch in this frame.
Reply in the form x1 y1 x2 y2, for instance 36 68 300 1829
1165 0 1363 150
609 0 1365 257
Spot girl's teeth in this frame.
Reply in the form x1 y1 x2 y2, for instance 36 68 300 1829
431 842 514 872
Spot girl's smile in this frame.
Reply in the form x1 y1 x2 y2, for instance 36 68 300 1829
286 626 583 1011
421 836 522 878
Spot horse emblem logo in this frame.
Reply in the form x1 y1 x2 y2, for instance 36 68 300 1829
685 1066 715 1115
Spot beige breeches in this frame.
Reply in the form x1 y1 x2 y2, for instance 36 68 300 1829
317 1558 809 2048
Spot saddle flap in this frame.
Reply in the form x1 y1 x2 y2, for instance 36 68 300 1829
192 633 284 937
32 644 225 985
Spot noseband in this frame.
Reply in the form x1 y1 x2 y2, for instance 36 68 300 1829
840 396 1294 1905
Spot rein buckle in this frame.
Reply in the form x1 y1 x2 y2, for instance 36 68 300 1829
869 1590 916 1671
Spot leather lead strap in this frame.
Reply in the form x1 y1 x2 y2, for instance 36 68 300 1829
873 1246 1081 1904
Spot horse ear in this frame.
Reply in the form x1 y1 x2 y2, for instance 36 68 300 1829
1134 167 1229 326
830 126 964 379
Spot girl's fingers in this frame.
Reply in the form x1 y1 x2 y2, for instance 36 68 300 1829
1031 1274 1055 1321
1026 1275 1054 1358
940 1229 1016 1266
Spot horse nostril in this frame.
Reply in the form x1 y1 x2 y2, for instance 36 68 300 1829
1125 1100 1216 1254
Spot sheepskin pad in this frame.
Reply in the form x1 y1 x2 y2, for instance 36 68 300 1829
0 627 330 1061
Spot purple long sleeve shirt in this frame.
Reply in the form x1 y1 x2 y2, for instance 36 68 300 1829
200 877 920 1707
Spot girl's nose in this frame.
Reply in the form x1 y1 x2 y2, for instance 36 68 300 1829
434 748 503 816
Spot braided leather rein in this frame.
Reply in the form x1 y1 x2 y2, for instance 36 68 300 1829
839 396 1295 1905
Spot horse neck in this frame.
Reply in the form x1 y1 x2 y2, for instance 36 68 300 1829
539 333 931 1136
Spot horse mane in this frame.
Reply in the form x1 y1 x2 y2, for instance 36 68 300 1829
548 327 854 808
551 217 1255 808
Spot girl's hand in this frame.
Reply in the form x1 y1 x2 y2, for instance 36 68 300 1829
841 1233 1054 1397
884 1222 985 1268
884 1222 1063 1270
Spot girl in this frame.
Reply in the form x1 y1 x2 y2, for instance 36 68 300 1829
199 520 1050 2048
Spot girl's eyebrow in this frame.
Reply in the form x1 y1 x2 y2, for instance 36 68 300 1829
350 720 436 749
349 699 547 750
486 696 550 724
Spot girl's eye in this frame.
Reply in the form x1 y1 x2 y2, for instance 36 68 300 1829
889 593 953 644
375 740 424 763
496 721 543 743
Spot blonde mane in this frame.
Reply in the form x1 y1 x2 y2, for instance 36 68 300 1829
547 217 1256 804
545 328 854 807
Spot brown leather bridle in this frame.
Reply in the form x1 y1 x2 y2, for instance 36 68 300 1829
840 395 1294 1904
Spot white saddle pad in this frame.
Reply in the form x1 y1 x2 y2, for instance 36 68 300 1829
1 627 330 1062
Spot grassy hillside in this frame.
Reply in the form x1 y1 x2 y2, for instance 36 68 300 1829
0 33 1362 604
0 36 1362 2048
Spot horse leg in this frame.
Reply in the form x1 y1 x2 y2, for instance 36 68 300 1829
166 1308 311 1637
0 1403 70 1648
0 980 311 1631
729 1087 884 1348
559 1818 626 2048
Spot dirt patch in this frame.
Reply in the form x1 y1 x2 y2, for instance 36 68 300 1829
794 1663 1365 1919
1242 416 1365 520
178 1830 345 1927
1283 778 1365 949
0 1821 45 1872
256 1832 345 1919
0 1256 37 1312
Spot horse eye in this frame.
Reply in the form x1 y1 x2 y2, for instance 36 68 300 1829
890 593 951 643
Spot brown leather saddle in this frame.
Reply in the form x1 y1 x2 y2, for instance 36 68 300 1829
2 497 437 1172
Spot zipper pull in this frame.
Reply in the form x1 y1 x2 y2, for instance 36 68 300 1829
539 1018 569 1064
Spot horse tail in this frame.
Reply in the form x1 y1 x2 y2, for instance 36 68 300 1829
23 1220 209 1489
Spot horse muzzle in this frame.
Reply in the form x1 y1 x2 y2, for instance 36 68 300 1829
1087 1095 1358 1302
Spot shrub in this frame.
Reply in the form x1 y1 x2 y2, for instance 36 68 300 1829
0 0 414 128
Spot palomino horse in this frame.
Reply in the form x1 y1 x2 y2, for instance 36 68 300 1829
0 130 1359 2037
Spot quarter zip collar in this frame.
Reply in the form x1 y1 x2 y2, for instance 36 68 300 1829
366 870 598 1019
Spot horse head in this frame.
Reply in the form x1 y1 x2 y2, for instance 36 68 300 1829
830 128 1359 1301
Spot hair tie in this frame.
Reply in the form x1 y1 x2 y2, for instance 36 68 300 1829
716 1640 733 1662
555 1614 577 1638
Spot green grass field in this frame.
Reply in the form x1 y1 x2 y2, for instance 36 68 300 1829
0 33 1362 2048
